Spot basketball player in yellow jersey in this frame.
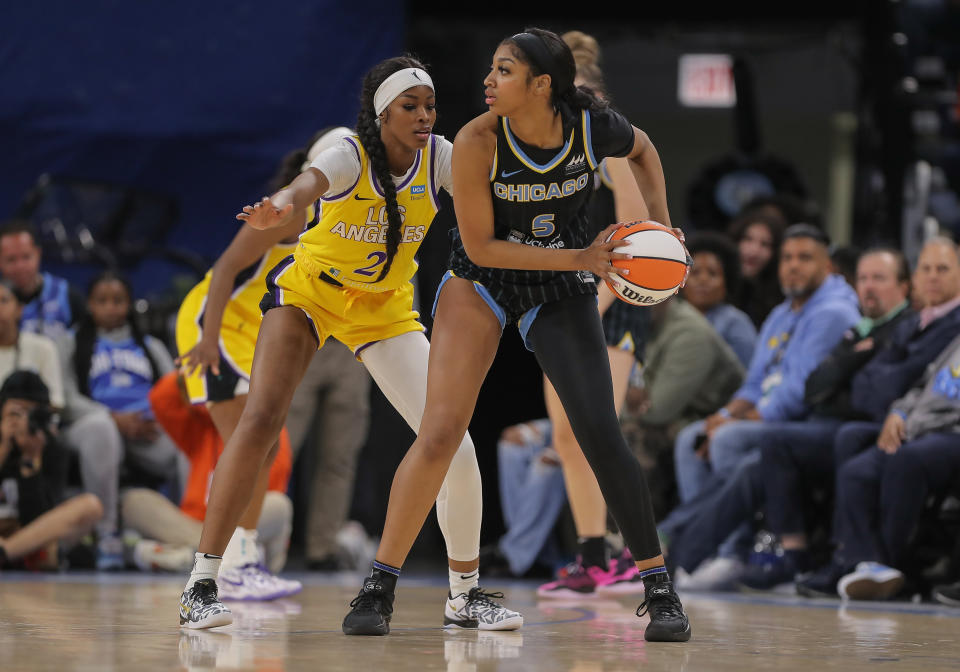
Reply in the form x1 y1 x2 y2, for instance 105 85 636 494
178 56 522 632
175 127 356 604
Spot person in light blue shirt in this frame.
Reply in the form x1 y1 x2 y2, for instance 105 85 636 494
662 224 860 590
682 232 756 367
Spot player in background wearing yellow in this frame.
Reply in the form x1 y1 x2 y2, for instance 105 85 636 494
177 56 522 632
175 128 355 602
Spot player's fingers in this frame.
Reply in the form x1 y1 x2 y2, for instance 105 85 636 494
597 222 625 243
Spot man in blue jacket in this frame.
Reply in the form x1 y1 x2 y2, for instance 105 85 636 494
741 237 960 592
665 224 860 590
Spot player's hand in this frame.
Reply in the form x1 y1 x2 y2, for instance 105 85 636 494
236 196 294 230
176 338 221 377
579 223 632 282
877 413 906 454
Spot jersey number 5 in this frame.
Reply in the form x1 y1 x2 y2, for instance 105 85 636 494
532 213 555 238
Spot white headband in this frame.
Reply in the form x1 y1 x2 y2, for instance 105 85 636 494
373 67 434 116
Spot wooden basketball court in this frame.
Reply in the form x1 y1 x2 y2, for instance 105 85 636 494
2 572 958 670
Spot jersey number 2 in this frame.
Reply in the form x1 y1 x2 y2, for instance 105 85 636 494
354 251 388 277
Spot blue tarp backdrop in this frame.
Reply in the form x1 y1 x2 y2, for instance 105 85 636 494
1 1 402 295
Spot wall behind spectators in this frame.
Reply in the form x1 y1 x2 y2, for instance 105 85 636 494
0 1 402 291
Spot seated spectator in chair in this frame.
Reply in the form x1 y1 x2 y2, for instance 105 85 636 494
799 331 960 600
744 239 960 592
663 224 860 590
122 371 294 579
0 220 85 344
682 232 757 367
664 248 912 579
62 271 185 569
0 280 64 409
0 370 102 570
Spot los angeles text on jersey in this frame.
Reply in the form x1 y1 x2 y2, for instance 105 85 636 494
328 205 426 244
492 173 591 203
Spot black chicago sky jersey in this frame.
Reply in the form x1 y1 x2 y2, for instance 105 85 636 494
448 105 635 321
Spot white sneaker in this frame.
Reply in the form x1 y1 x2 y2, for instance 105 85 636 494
218 564 302 601
179 578 233 630
444 587 524 630
678 556 744 592
134 540 195 573
838 562 904 601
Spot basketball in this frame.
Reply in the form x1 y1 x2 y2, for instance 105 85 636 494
604 221 690 306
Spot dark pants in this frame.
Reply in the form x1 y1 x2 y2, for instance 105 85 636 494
834 432 960 569
528 294 661 562
666 454 765 573
761 418 843 536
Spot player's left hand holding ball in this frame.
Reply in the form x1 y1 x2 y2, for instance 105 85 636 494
237 196 294 230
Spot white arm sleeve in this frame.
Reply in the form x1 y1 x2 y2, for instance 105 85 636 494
434 136 453 196
308 138 363 197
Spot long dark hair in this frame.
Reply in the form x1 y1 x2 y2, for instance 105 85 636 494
503 27 608 126
73 270 161 395
356 55 429 283
268 126 341 193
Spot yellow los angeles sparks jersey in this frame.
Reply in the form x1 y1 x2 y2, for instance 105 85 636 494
176 240 297 402
294 134 441 292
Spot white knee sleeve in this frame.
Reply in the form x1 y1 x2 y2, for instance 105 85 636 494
361 332 482 561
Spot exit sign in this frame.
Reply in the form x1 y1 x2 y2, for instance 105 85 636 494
678 54 736 108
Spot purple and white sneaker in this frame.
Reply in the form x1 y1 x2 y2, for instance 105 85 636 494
218 564 302 601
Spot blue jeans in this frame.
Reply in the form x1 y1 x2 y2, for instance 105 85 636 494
496 425 567 575
673 419 772 502
671 419 785 561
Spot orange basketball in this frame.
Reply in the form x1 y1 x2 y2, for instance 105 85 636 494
604 221 690 306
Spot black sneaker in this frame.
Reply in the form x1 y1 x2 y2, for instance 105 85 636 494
342 576 395 635
179 578 233 629
933 581 960 607
796 562 846 598
637 575 692 642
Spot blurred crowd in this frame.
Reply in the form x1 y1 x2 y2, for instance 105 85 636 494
488 194 960 607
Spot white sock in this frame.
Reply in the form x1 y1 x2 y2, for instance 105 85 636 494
184 552 222 592
222 527 260 570
449 567 479 598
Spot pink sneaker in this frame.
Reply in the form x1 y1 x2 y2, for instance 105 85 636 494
596 548 644 595
537 561 611 599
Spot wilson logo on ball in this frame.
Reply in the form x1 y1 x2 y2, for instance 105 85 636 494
604 221 690 307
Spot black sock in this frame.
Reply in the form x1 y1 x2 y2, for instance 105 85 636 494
640 565 670 588
580 537 608 569
370 561 400 593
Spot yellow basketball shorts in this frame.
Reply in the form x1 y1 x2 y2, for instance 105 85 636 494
176 282 259 404
261 254 424 358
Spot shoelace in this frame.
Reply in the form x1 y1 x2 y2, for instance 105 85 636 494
190 579 219 604
465 587 505 608
350 585 394 616
636 587 684 620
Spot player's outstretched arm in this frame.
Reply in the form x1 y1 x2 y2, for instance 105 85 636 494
237 167 330 231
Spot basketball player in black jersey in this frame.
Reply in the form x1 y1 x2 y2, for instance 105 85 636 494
343 27 691 642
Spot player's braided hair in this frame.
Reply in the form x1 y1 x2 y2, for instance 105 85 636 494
356 55 428 283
